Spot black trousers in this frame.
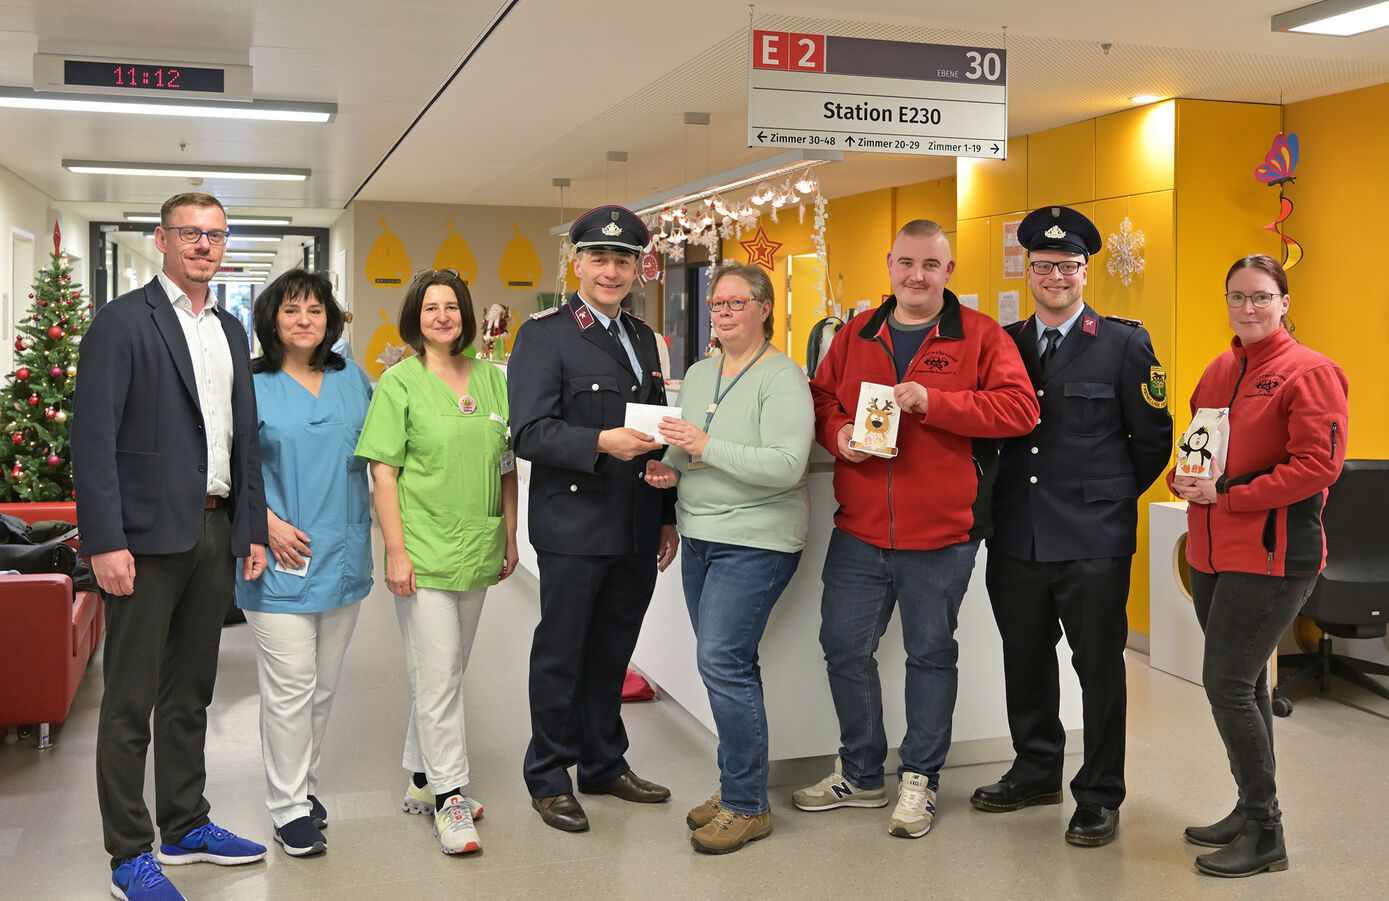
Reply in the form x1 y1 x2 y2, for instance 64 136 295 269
523 549 657 798
96 509 234 865
984 551 1132 809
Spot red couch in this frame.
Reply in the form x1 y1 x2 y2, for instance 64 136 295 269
0 501 102 749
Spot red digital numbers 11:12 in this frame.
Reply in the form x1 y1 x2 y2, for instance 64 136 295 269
111 66 181 88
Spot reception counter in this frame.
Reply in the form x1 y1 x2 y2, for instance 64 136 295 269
513 443 1084 772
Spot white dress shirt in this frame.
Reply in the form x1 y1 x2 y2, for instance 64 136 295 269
158 272 234 497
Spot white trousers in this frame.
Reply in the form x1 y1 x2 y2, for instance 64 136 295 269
394 586 486 795
244 603 362 827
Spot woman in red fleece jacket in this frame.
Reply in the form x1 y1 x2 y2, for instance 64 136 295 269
1170 254 1348 879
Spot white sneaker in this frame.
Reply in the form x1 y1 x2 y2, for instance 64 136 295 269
792 758 888 811
403 781 484 820
888 772 936 838
433 795 480 855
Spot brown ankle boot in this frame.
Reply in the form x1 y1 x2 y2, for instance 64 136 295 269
690 807 771 854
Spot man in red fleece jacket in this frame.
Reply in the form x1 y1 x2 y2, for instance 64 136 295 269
794 219 1038 840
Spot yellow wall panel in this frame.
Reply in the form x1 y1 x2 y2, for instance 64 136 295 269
1285 81 1389 457
957 137 1029 220
953 216 993 318
1027 119 1095 208
826 189 894 310
1096 101 1175 199
894 176 957 232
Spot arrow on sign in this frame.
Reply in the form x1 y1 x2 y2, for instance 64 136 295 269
991 144 999 154
845 136 855 147
757 131 767 142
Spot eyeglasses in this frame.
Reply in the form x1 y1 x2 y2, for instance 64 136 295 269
412 268 461 280
164 225 229 245
1225 291 1283 308
1028 260 1084 276
707 297 757 312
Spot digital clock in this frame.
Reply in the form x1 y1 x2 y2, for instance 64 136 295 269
65 60 224 93
32 53 252 100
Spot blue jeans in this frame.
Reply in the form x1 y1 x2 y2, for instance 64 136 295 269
1190 568 1316 828
819 529 978 791
682 537 802 815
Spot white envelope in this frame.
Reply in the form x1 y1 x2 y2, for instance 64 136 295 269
624 402 683 445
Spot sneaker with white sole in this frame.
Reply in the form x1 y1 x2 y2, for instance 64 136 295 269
110 853 184 901
434 794 481 854
403 781 484 820
793 758 887 811
888 772 936 838
156 821 266 866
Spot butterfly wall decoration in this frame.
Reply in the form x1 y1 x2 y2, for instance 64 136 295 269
1256 132 1303 269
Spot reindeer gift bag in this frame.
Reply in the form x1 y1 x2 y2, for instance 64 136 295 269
849 382 900 458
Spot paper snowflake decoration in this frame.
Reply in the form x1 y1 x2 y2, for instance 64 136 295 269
376 342 410 371
1106 217 1145 286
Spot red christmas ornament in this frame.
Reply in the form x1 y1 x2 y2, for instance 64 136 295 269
10 433 22 445
46 454 60 467
38 301 47 307
47 326 63 339
13 337 23 351
44 408 56 419
15 367 30 381
72 291 80 299
28 394 40 406
10 466 21 479
49 366 62 378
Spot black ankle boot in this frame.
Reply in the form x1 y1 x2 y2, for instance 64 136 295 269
1183 807 1245 847
1195 821 1288 877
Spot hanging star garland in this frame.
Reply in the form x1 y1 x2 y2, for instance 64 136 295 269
739 226 782 271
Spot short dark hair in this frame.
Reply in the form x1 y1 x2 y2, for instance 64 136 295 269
251 269 346 374
709 262 777 340
160 192 225 226
1226 253 1293 332
896 219 945 241
398 269 476 357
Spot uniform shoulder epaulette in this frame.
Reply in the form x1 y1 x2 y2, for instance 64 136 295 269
1003 318 1027 335
622 310 646 324
1105 315 1144 327
530 306 562 320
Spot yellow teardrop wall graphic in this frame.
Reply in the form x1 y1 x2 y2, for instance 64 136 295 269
364 308 412 379
366 219 411 287
499 222 541 290
433 220 478 284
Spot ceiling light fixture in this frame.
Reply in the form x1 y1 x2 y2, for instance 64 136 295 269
224 252 276 260
70 160 309 181
1129 94 1162 103
1272 0 1389 35
0 86 336 121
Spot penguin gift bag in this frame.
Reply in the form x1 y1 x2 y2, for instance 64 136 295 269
1177 407 1228 479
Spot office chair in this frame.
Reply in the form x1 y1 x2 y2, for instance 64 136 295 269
1273 459 1389 716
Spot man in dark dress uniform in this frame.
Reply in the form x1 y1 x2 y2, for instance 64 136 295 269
972 206 1172 846
507 205 679 833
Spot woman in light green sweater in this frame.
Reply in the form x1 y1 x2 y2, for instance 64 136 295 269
644 263 813 854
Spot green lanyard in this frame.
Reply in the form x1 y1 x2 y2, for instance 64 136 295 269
702 340 770 432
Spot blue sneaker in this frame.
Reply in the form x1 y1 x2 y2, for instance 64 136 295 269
156 821 267 866
111 853 184 900
308 794 328 829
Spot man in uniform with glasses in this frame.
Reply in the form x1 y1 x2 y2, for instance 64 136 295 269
508 205 678 833
971 205 1172 848
74 192 269 900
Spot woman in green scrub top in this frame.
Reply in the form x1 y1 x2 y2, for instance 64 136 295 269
355 269 517 856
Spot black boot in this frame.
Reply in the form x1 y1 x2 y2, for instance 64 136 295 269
1183 807 1245 847
1195 820 1288 877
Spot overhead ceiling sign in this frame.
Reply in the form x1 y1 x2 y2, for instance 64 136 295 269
748 31 1007 159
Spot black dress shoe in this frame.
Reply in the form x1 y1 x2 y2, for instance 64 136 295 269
532 793 590 832
969 775 1063 812
579 770 671 803
1195 821 1287 877
1184 807 1245 847
1065 803 1119 846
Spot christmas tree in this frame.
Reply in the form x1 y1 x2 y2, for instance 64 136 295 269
0 235 90 502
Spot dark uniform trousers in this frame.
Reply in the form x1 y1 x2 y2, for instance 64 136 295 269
988 304 1172 811
96 509 234 863
508 293 674 799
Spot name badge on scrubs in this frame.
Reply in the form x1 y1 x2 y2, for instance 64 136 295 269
274 557 310 578
459 395 477 414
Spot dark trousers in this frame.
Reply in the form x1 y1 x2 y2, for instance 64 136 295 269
1190 568 1316 828
984 551 1131 808
523 549 657 798
97 509 234 865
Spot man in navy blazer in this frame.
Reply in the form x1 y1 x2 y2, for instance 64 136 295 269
73 192 270 901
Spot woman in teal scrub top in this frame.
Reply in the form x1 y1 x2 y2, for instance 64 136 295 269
236 268 373 858
355 269 517 856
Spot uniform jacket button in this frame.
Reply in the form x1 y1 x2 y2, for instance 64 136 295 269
1031 446 1039 454
1037 388 1045 397
591 383 600 391
1029 475 1038 484
569 484 578 492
